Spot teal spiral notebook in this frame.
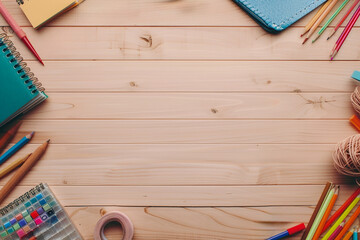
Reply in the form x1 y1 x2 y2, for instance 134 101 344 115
0 33 47 127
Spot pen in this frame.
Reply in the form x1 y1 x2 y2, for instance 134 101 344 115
0 0 44 65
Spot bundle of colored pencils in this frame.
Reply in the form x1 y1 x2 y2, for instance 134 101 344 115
301 182 360 240
301 0 360 60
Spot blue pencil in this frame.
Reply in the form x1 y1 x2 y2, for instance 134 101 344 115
0 132 34 165
354 228 358 240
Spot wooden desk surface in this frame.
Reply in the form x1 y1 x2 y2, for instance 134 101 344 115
1 0 360 239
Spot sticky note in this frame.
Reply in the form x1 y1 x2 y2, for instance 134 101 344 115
22 210 29 217
17 229 26 238
25 216 32 223
50 216 58 224
30 198 37 204
13 223 20 231
15 214 23 221
0 231 7 237
46 209 55 217
36 193 43 200
37 207 44 215
18 219 26 227
0 226 4 231
34 217 42 225
30 211 39 219
39 199 46 205
24 202 31 208
40 214 48 221
23 225 30 233
9 218 16 225
4 222 11 229
43 204 51 212
7 227 14 234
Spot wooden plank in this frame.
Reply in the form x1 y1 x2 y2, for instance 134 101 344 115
0 144 346 186
29 61 357 93
29 93 352 119
68 206 318 240
4 27 360 60
0 0 357 27
0 185 358 207
4 120 356 144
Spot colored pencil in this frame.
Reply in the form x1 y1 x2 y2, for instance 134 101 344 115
330 4 360 60
342 229 354 240
328 0 360 40
354 228 358 240
266 223 305 240
0 139 49 205
306 186 336 240
313 186 339 240
313 0 351 42
334 203 360 240
322 188 360 233
301 182 332 240
0 153 31 180
0 132 34 165
0 122 22 154
302 0 333 36
322 194 360 240
303 0 339 44
328 221 345 240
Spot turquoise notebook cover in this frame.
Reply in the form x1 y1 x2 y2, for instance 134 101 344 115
0 34 47 127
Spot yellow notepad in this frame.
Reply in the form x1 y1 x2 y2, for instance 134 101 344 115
17 0 83 29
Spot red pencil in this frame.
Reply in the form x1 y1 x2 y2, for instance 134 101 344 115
331 4 360 60
322 187 360 233
328 0 360 40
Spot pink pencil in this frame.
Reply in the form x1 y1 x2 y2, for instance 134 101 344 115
328 0 360 40
329 221 345 240
331 4 360 60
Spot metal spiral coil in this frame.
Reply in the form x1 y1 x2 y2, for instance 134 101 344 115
0 33 45 92
16 0 24 5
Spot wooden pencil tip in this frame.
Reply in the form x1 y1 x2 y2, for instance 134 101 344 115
46 139 50 143
302 38 309 44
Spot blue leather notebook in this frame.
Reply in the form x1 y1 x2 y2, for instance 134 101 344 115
0 33 47 127
233 0 327 33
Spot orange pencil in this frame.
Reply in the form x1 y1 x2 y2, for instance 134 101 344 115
0 121 22 154
313 186 339 240
334 204 360 240
301 0 333 36
342 229 354 240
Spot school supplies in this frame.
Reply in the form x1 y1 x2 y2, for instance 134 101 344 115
328 221 344 240
232 0 327 33
266 223 305 240
334 203 360 240
303 0 339 44
0 1 43 65
322 194 360 240
313 186 339 240
354 229 358 240
331 4 360 60
17 0 84 29
306 186 335 240
343 229 354 240
312 0 351 42
0 132 34 165
0 154 31 179
353 71 360 82
94 212 134 240
0 33 47 127
0 122 21 154
328 0 360 40
350 115 360 131
0 139 49 204
301 182 332 240
0 183 83 239
302 1 333 36
322 188 360 233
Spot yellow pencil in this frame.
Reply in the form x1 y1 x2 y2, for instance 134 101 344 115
0 153 31 179
301 0 333 36
303 0 339 44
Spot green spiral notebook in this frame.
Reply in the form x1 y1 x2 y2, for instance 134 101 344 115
0 33 47 127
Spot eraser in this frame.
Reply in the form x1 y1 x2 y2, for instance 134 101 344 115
350 115 360 132
287 223 305 235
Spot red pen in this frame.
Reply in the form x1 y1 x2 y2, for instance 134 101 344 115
0 0 44 65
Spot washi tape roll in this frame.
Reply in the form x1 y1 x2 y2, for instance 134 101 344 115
94 211 134 240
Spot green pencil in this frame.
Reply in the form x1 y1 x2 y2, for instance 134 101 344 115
312 0 350 42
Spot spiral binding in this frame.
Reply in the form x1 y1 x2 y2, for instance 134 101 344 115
16 0 24 5
0 32 45 93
